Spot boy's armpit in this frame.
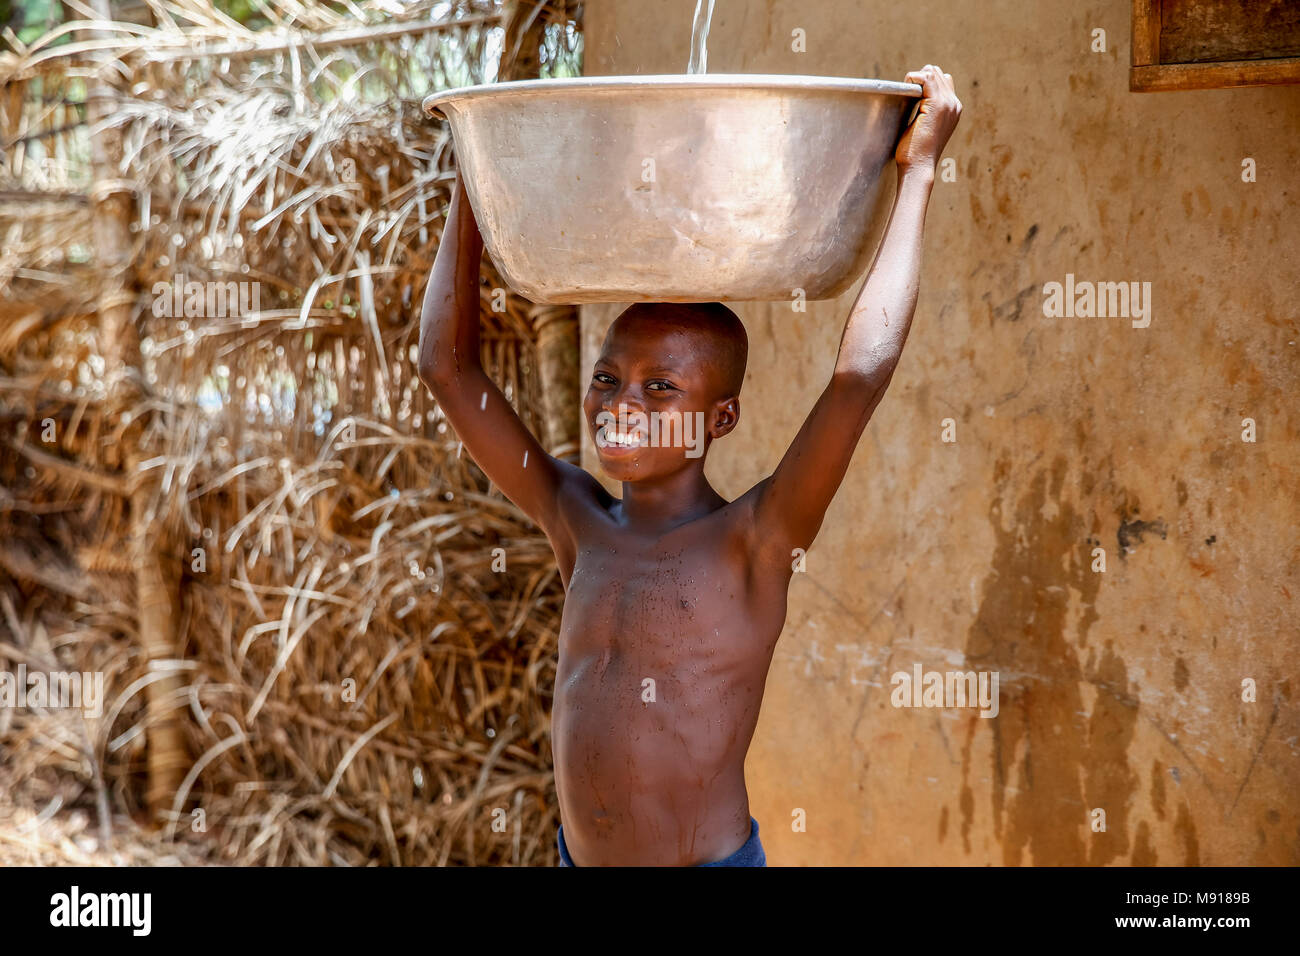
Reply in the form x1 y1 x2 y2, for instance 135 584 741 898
559 463 612 517
544 461 614 575
734 478 803 575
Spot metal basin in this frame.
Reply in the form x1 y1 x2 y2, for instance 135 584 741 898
423 75 921 304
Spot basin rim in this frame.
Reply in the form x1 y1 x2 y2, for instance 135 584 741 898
423 73 923 118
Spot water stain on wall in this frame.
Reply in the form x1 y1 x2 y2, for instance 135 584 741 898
961 454 1141 864
1132 820 1157 865
1175 802 1201 865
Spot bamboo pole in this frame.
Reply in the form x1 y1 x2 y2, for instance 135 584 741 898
501 0 580 461
85 0 187 825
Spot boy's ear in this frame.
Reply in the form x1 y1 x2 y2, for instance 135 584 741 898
709 396 740 438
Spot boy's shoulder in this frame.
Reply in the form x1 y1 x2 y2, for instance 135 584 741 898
552 456 611 506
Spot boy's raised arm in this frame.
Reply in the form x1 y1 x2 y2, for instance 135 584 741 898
749 66 961 566
417 175 567 536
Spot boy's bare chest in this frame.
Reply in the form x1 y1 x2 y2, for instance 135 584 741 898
571 537 740 611
559 528 752 661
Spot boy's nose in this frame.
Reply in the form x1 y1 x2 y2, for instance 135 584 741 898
603 387 645 414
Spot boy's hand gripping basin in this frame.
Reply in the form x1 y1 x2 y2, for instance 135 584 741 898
423 74 921 305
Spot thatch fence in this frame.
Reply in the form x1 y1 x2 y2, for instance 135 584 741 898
0 0 582 865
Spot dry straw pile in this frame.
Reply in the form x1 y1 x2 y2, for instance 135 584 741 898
0 0 582 865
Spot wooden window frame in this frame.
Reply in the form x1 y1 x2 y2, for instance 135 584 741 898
1131 0 1300 92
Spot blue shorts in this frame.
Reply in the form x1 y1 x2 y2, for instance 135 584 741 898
557 817 766 867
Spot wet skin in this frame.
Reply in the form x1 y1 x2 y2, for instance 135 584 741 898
551 477 785 865
550 315 786 865
419 67 962 865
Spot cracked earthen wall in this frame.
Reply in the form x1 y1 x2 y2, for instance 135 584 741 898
576 0 1299 864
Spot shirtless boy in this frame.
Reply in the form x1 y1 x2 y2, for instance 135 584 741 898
419 66 961 866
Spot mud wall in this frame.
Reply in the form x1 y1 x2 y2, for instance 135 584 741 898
578 0 1299 864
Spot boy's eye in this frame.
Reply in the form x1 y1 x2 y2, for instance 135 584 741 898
593 372 616 385
646 380 676 392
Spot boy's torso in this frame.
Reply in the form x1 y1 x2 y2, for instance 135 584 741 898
549 480 790 866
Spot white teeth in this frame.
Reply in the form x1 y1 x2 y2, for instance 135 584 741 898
601 427 643 447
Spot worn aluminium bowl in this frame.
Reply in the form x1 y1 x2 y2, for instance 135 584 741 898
422 75 921 304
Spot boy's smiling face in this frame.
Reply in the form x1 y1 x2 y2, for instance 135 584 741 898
583 303 747 483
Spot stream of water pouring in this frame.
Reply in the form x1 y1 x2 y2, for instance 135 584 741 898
687 0 716 74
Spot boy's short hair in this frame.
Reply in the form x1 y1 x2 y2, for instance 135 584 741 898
611 302 748 398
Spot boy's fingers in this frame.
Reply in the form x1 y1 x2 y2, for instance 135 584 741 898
905 65 960 109
905 67 940 96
